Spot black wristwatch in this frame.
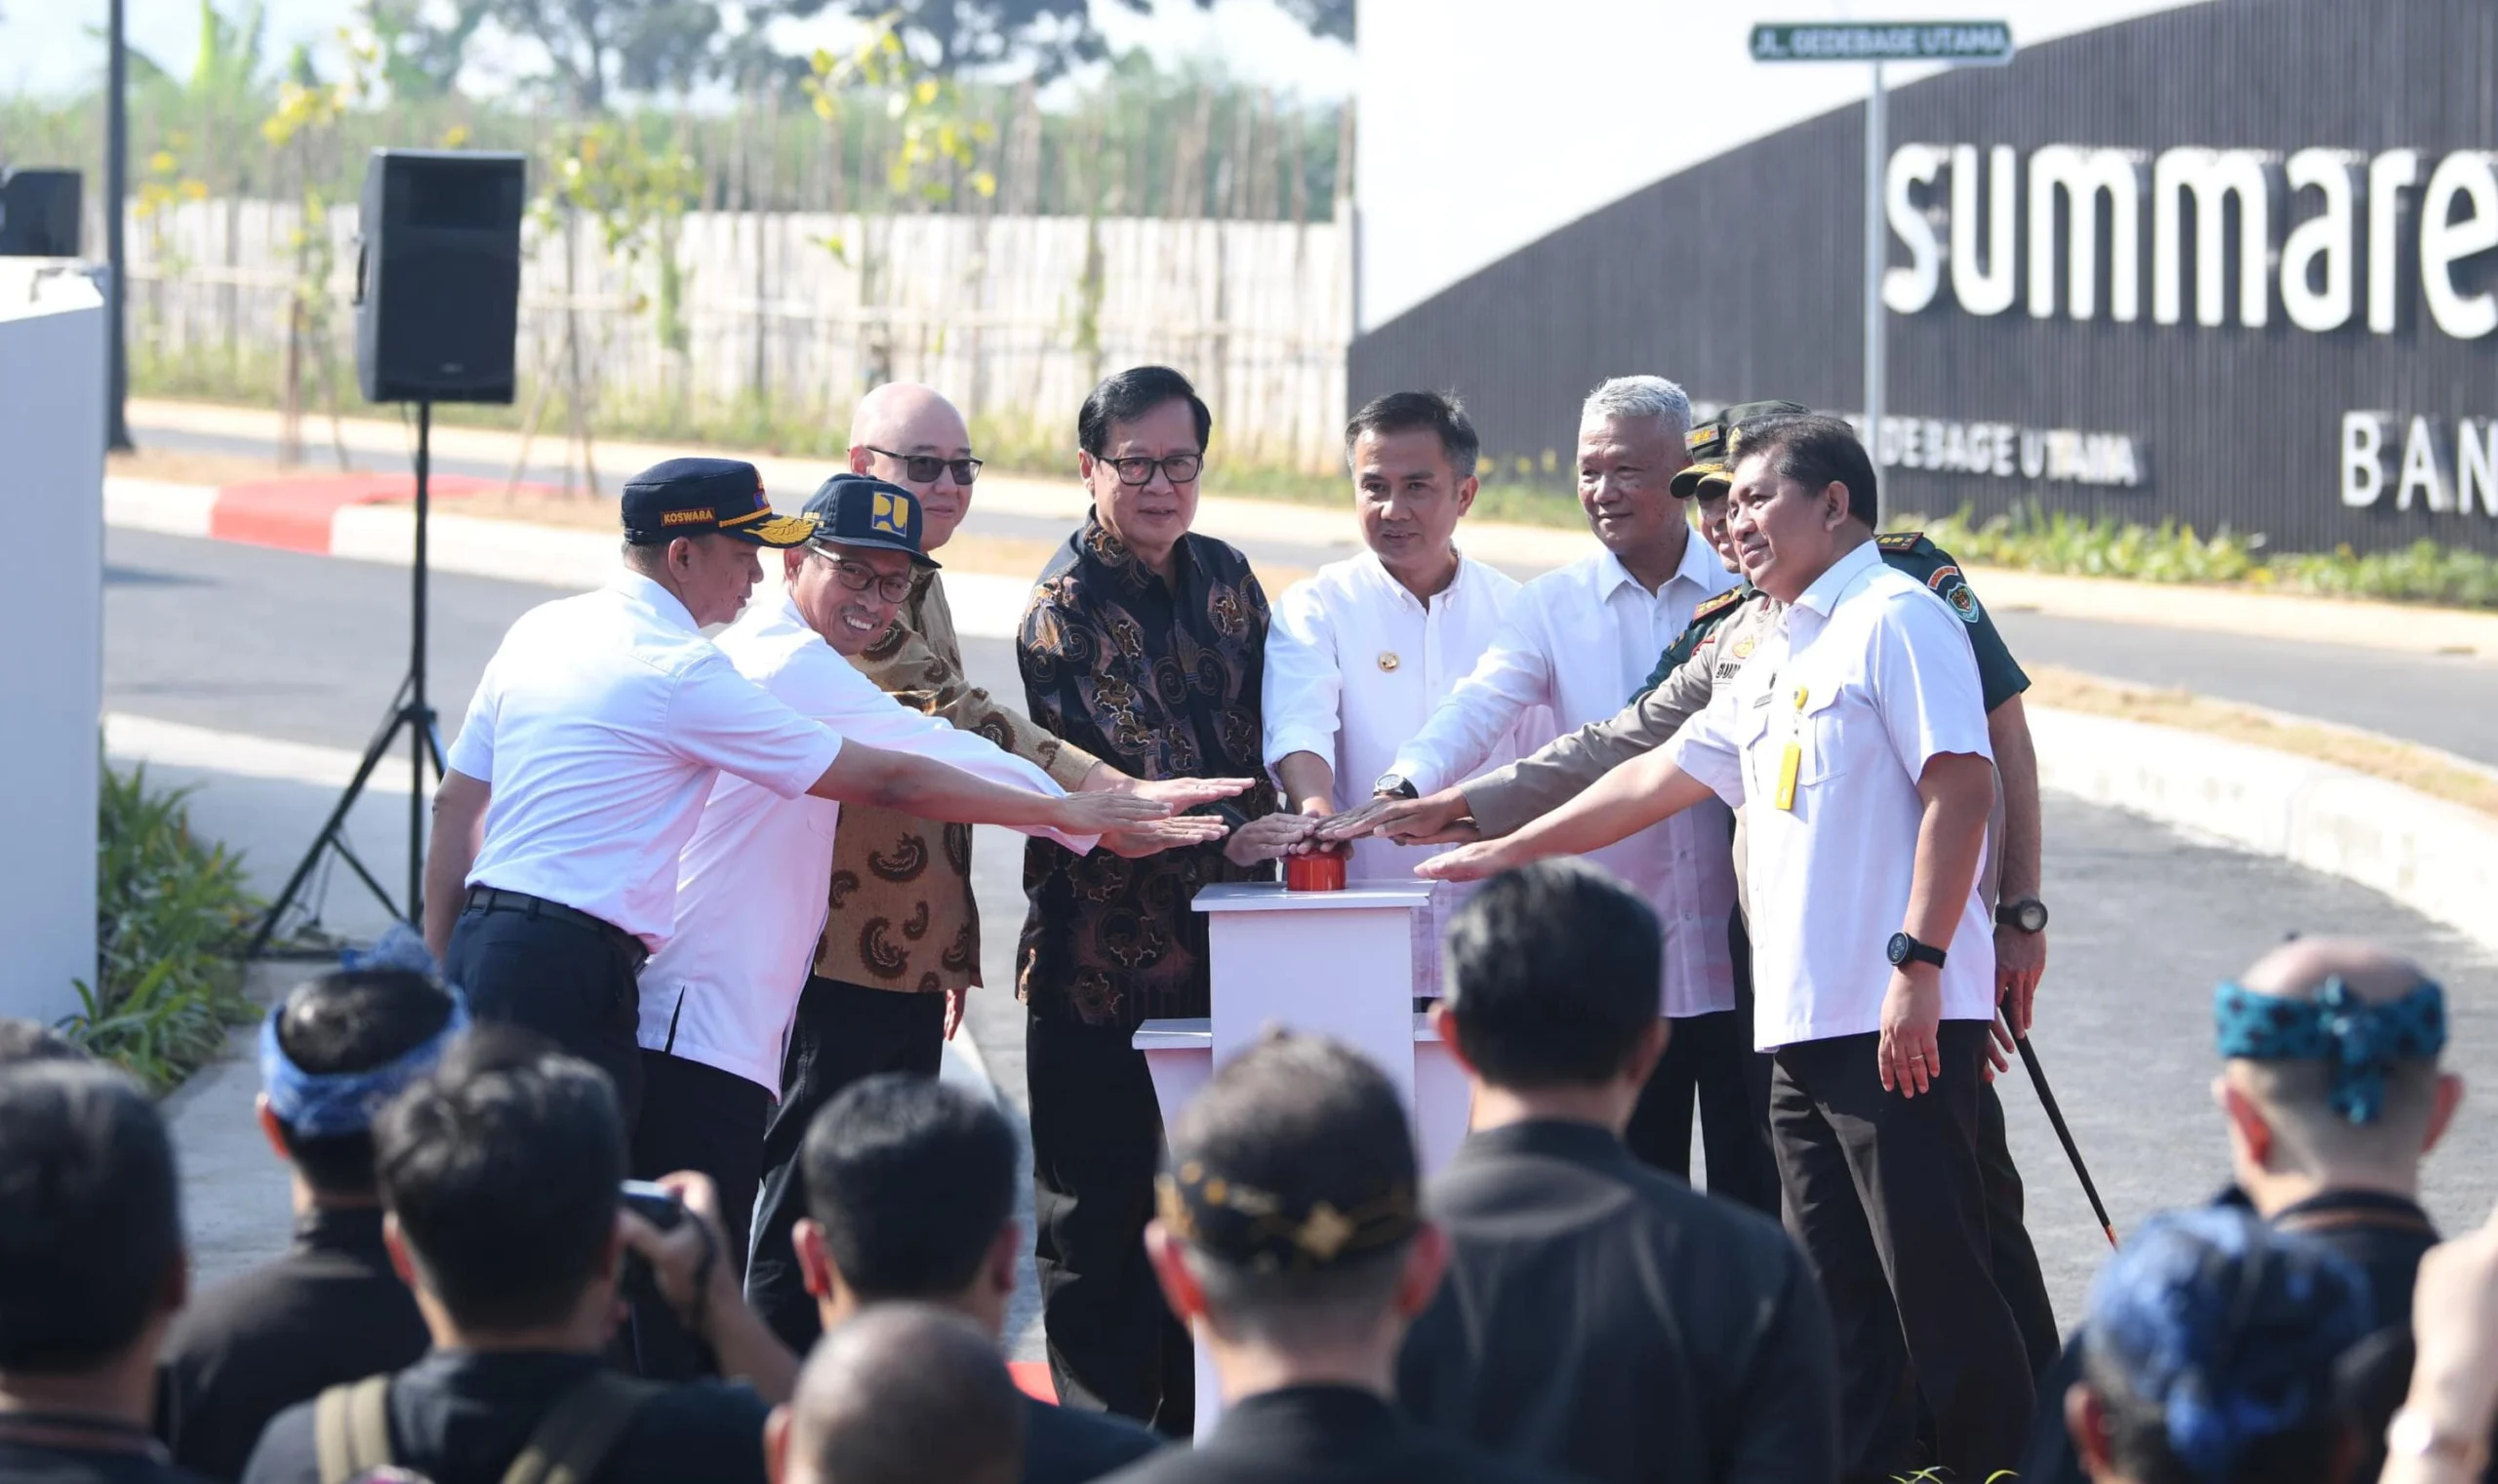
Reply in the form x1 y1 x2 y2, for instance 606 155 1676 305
1886 932 1948 971
1373 774 1419 800
1995 897 2050 934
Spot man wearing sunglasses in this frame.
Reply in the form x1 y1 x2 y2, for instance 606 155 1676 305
745 385 1249 1352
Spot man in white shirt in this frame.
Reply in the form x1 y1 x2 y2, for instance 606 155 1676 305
1366 376 1759 1204
1417 414 2033 1482
421 459 1176 1129
628 475 1233 1270
1262 390 1549 954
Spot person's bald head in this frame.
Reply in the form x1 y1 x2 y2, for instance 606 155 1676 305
847 383 975 549
768 1304 1024 1484
2216 938 2463 1195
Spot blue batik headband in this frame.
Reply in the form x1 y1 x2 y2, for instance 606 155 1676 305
259 992 469 1140
2213 976 2445 1125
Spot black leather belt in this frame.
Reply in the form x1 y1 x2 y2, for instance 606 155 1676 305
463 886 649 969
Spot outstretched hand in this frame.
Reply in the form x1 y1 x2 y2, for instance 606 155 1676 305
1121 776 1258 808
1413 837 1512 882
1056 791 1178 834
1317 788 1477 846
1100 814 1235 858
1225 812 1316 867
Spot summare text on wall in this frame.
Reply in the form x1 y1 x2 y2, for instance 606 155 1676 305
1879 142 2498 341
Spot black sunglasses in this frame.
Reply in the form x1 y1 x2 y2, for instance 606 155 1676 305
864 447 983 485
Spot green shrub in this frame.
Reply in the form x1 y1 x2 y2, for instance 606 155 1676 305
1914 504 2498 610
69 765 262 1092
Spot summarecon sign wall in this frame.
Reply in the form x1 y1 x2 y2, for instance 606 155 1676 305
1348 0 2498 555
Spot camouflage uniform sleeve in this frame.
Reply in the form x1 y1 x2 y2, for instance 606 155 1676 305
1879 536 2032 714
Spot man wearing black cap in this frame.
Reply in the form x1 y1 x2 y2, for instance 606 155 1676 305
422 458 1179 1126
631 474 1230 1275
1108 1032 1568 1484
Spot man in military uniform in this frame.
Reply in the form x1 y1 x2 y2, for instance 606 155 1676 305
1324 400 2060 1373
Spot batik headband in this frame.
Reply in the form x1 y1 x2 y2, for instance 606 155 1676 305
259 992 469 1140
2213 976 2445 1125
1155 1159 1420 1275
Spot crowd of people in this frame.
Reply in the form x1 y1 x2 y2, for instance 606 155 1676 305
3 365 2494 1484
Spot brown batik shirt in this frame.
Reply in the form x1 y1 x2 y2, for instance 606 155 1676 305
815 570 1101 995
1017 512 1279 1033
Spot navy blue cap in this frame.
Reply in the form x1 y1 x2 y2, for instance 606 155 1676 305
801 474 941 569
623 457 818 547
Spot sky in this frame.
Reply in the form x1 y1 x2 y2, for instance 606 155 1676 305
0 0 1356 103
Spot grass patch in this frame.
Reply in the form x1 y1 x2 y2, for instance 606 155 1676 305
2028 664 2498 819
1914 505 2498 610
69 765 263 1093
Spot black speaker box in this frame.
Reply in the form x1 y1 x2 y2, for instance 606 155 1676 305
355 149 526 404
0 169 82 257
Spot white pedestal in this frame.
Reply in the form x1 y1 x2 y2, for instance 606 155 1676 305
1134 881 1471 1439
0 263 103 1025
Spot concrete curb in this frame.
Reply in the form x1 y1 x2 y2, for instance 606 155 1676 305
2029 705 2498 954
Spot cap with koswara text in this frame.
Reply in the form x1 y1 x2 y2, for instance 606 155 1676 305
1670 399 1812 499
623 457 818 547
801 474 942 569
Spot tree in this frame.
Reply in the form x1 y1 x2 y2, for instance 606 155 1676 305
361 0 491 99
472 0 720 110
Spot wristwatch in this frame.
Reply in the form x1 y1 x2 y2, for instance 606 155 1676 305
1373 774 1419 800
1995 897 2050 934
1886 932 1948 970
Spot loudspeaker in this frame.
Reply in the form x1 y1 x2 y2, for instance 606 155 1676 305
355 149 526 405
0 170 82 257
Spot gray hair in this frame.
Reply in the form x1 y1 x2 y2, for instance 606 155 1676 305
1580 376 1693 444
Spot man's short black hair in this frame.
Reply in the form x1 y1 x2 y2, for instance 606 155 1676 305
793 1304 1026 1484
1165 1034 1418 1347
0 1063 181 1372
0 1018 90 1066
272 968 458 1196
800 1074 1018 1301
1344 389 1480 480
1731 412 1879 527
1077 365 1212 458
1442 860 1663 1089
372 1025 624 1332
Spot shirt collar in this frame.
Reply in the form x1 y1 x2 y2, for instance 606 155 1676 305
1592 533 1718 603
1359 547 1469 612
607 568 701 633
1789 538 1883 619
294 1203 391 1258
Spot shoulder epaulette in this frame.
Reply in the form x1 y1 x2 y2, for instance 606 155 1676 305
1690 587 1747 622
1874 530 1928 553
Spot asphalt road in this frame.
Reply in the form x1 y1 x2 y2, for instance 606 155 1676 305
105 527 2498 1350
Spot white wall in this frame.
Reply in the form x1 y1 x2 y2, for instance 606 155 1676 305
1353 0 2203 331
0 263 104 1024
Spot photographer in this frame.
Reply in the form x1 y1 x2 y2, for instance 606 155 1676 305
241 1028 794 1484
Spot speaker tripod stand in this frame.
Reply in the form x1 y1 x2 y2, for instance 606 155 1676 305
248 402 444 957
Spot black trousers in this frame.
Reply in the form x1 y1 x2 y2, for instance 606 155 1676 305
1979 1072 2062 1373
1770 1022 2035 1484
1027 1010 1192 1438
745 976 945 1351
1626 907 1781 1213
631 1051 774 1268
442 900 647 1127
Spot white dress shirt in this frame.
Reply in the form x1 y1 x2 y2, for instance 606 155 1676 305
445 572 842 948
1263 551 1551 977
634 591 1094 1094
1390 534 1743 1018
1668 540 1997 1049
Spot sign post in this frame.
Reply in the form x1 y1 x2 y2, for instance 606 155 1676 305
1749 22 2015 457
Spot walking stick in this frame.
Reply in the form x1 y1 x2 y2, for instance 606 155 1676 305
2006 1018 2118 1249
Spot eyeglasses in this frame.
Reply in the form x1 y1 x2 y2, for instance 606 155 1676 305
1098 453 1204 487
811 548 916 602
864 447 983 485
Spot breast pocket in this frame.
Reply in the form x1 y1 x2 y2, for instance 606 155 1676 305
1793 682 1855 789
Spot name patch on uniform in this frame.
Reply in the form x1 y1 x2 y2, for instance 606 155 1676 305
662 508 714 527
